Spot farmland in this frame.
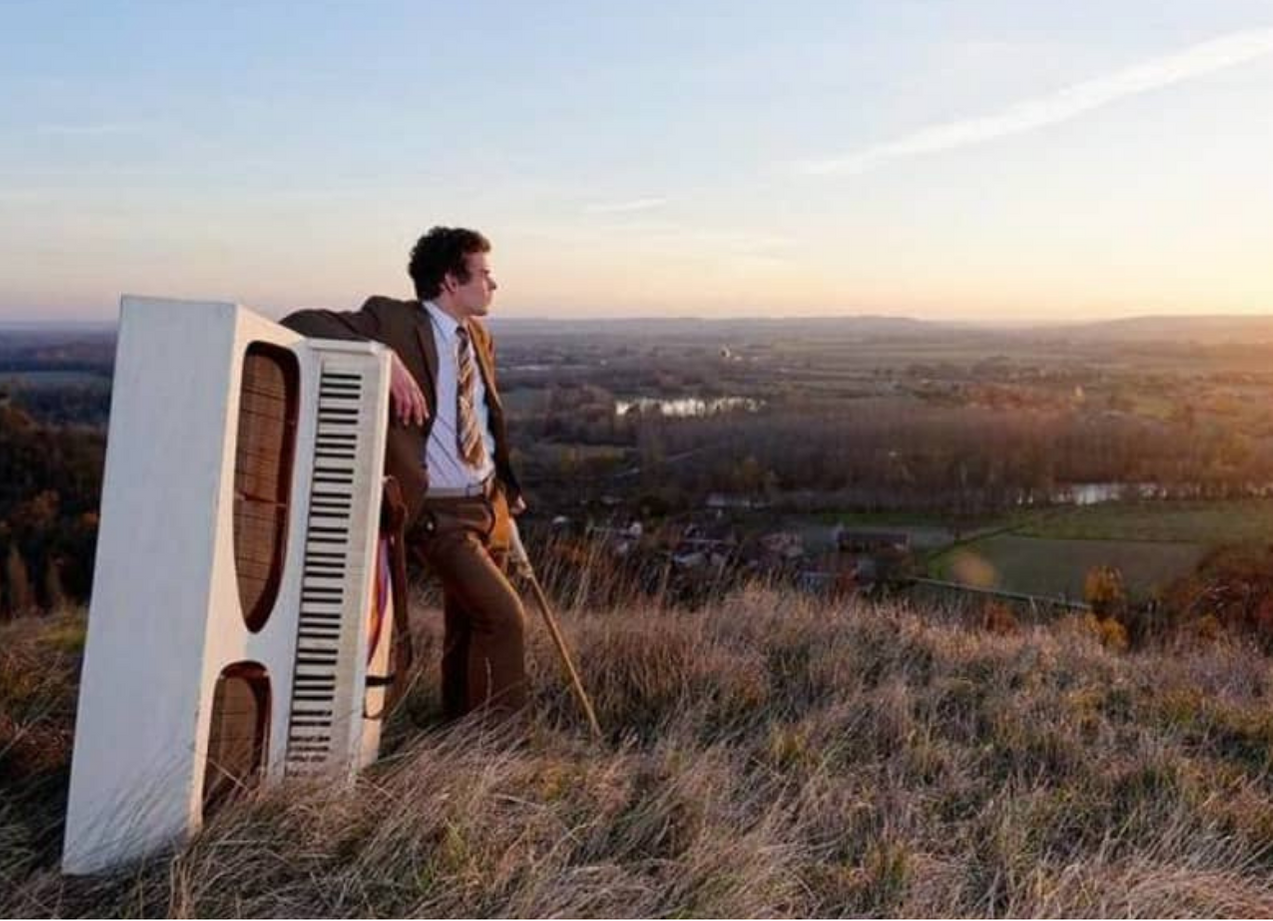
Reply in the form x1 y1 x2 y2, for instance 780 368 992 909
1014 498 1273 544
9 314 1273 614
933 533 1208 602
919 499 1273 602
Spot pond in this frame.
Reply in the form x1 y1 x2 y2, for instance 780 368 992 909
1050 481 1273 505
614 396 763 417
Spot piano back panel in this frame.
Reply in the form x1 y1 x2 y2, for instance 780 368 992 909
201 660 272 817
233 342 300 633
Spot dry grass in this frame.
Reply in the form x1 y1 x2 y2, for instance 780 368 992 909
4 584 1273 917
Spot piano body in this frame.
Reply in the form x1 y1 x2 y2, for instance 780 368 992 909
63 295 395 874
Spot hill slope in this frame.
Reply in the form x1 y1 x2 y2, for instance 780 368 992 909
4 589 1273 917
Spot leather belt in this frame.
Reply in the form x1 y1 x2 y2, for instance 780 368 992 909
424 474 496 501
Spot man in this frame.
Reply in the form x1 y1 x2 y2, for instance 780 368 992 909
281 226 528 720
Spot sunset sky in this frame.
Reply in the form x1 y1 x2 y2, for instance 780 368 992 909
2 0 1272 323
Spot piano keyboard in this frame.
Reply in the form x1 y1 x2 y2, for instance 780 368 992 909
284 362 380 776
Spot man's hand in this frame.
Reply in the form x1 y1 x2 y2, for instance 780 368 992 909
506 517 534 579
509 495 528 516
389 352 428 427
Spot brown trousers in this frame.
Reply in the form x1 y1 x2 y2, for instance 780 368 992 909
410 487 527 720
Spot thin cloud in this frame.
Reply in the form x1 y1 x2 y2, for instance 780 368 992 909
34 122 154 137
668 228 796 254
583 197 670 214
798 27 1273 176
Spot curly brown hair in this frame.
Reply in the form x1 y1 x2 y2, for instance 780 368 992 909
407 226 491 300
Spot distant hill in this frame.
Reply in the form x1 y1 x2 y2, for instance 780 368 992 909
0 325 116 372
8 312 1273 349
493 314 954 343
1030 314 1273 345
489 313 1273 347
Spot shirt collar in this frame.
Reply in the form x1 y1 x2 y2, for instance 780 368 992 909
421 300 466 347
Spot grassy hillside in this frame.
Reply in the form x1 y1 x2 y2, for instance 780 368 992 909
4 586 1273 917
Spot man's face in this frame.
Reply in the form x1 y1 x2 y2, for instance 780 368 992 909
444 251 497 319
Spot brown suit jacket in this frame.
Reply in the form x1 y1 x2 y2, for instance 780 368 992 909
280 296 522 527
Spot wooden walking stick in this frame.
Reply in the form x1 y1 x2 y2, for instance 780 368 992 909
508 521 603 741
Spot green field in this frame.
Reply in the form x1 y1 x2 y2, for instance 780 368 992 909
934 535 1207 602
922 499 1273 601
1014 499 1273 544
800 500 1265 599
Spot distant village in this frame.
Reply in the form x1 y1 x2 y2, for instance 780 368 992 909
540 490 915 600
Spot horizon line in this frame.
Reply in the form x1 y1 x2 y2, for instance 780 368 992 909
6 311 1273 331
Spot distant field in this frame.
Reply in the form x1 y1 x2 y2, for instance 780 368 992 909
1127 391 1178 421
1015 499 1273 544
0 370 109 388
794 512 960 551
550 443 627 462
934 534 1207 601
499 386 552 414
806 509 964 528
929 500 1269 600
800 501 1265 597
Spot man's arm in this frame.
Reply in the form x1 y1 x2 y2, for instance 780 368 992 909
279 306 381 341
280 304 428 428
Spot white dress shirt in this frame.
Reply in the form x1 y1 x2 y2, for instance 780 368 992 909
421 300 497 492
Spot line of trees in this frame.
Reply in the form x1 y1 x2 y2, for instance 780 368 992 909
616 401 1273 513
0 400 103 617
505 380 1273 515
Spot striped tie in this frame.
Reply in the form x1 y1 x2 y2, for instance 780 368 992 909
455 326 488 469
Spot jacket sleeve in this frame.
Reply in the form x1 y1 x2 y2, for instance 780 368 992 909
279 300 384 341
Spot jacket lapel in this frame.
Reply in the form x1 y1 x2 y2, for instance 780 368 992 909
466 320 503 414
413 315 440 408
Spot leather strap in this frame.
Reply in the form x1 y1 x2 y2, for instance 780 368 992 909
364 476 414 720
